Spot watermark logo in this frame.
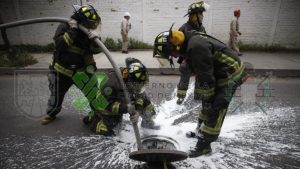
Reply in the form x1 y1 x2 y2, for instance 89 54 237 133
72 69 111 111
14 67 112 120
14 70 52 120
230 64 274 114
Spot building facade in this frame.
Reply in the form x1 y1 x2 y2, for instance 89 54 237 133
0 0 300 48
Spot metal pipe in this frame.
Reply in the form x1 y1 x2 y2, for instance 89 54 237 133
0 17 69 29
0 14 12 52
1 26 12 50
0 17 142 149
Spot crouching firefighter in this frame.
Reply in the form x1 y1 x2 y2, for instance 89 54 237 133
153 27 248 157
83 57 159 136
41 4 102 125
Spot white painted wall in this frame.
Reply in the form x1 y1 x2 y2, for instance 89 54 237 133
0 0 300 48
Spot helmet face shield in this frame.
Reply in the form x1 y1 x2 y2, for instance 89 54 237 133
156 58 169 66
86 20 100 29
126 61 149 84
125 61 149 94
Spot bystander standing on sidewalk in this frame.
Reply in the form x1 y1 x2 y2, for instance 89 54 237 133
228 9 242 56
121 12 131 54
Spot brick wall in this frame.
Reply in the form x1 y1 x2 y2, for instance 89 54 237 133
0 0 300 48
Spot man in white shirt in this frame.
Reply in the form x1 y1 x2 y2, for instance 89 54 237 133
229 9 242 56
121 12 131 54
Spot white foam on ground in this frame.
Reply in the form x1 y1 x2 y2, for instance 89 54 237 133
3 84 299 168
117 86 299 168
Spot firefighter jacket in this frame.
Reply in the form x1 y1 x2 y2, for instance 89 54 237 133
51 21 101 77
180 31 246 102
179 20 206 34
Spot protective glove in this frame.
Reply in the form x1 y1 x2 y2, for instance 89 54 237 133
176 98 184 105
130 110 139 123
87 31 99 40
127 104 139 123
68 19 78 29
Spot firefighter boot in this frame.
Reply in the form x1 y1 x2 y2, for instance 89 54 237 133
188 138 212 158
83 116 91 125
186 119 203 138
83 111 94 125
41 116 56 125
92 119 115 136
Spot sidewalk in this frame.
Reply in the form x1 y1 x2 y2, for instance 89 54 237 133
1 50 300 76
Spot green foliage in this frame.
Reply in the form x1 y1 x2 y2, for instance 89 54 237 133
103 37 153 51
0 43 55 53
103 38 121 51
0 49 38 67
129 38 153 49
239 41 300 52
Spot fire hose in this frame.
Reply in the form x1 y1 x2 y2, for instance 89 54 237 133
0 17 143 150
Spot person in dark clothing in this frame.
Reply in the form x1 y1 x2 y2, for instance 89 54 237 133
41 4 102 125
153 29 248 157
83 58 159 136
177 1 209 105
181 1 208 34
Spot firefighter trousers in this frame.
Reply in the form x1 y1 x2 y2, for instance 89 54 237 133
177 62 193 98
46 68 97 117
198 79 243 142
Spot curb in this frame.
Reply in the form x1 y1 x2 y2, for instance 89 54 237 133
1 67 300 77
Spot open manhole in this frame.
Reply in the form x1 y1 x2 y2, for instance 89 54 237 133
129 135 187 163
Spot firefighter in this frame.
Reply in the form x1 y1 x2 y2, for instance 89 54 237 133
121 12 132 54
83 58 159 136
180 1 209 33
41 4 102 125
177 1 209 105
153 28 247 157
228 9 242 56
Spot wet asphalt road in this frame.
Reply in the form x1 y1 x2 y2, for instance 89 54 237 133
0 73 299 169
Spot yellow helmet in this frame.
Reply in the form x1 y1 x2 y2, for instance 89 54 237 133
153 31 172 60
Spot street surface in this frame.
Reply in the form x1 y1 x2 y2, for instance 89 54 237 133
0 73 299 169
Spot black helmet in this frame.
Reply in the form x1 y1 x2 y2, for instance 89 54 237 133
185 1 206 16
74 4 101 29
153 23 178 68
153 31 172 60
126 58 148 83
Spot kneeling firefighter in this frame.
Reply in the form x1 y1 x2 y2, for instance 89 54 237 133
83 57 159 136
